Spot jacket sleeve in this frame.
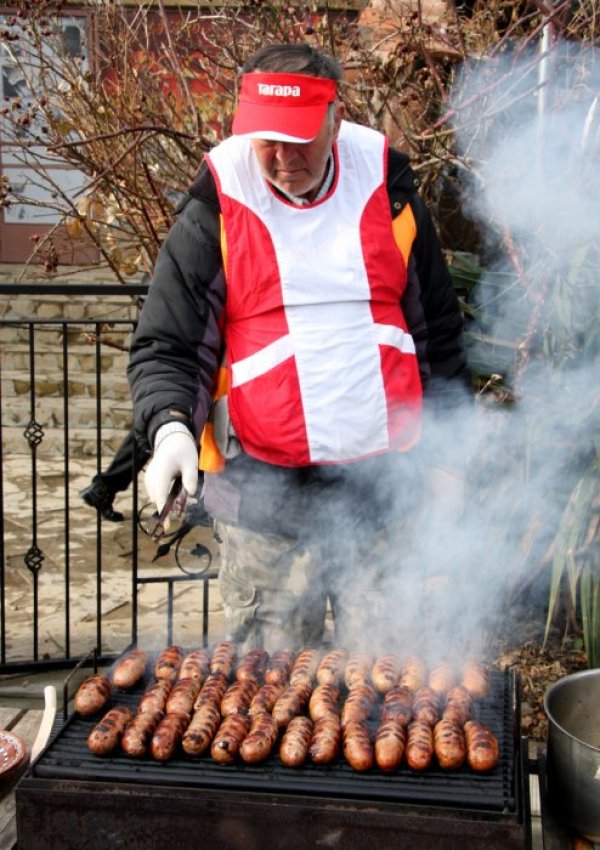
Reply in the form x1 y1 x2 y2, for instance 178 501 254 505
408 191 472 408
387 148 472 412
127 188 225 454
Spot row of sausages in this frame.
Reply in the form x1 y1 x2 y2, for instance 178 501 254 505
74 642 491 715
78 643 499 772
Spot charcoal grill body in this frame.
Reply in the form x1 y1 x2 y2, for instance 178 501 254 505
16 670 531 850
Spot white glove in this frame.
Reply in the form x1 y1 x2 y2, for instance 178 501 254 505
144 426 198 513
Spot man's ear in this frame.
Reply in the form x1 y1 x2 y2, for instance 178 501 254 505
333 101 345 139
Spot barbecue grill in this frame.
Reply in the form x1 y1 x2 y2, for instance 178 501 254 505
15 667 531 849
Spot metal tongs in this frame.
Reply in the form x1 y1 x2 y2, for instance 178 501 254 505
147 476 188 542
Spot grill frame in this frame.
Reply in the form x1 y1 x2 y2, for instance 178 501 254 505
15 668 532 850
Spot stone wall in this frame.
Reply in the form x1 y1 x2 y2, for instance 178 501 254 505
0 282 141 457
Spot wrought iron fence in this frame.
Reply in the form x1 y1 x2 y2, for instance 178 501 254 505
0 283 219 674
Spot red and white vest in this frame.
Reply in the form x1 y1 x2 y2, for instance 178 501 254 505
206 120 423 467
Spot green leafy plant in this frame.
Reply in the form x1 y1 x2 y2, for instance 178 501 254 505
546 455 600 667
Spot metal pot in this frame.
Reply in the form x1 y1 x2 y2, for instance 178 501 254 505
544 668 600 842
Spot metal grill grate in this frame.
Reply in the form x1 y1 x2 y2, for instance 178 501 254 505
32 669 519 814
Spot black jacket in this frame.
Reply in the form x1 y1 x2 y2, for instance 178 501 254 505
128 144 470 533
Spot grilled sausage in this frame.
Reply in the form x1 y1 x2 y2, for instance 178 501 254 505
381 685 413 726
309 683 340 722
464 720 499 772
74 674 112 716
461 661 491 699
434 718 466 770
182 702 221 756
221 679 259 717
374 719 406 772
112 649 148 690
344 653 373 689
150 712 188 761
406 720 434 771
442 685 473 726
412 686 441 727
371 654 401 694
211 713 251 764
428 662 456 696
249 682 285 716
209 640 237 679
343 720 373 772
239 711 278 764
264 649 295 685
154 645 184 683
236 648 269 684
121 709 164 758
341 683 377 727
137 678 172 715
289 649 320 687
87 705 133 755
178 648 210 684
399 656 426 693
316 649 348 687
309 716 342 765
279 716 314 767
194 672 229 710
165 677 201 718
271 682 312 728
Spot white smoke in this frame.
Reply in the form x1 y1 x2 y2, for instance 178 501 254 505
381 37 600 665
207 39 599 668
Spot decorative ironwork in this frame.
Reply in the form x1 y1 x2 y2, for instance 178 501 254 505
23 418 44 448
24 544 44 574
0 285 220 673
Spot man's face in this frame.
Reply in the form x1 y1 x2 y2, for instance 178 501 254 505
251 101 344 201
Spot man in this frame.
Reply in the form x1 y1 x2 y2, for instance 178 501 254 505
81 283 151 522
128 43 470 652
80 430 136 522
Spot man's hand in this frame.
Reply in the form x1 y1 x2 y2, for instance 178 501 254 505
144 427 198 513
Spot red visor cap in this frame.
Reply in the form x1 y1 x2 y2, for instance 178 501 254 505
232 73 337 143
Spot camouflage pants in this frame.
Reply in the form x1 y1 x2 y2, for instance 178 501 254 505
216 521 404 654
